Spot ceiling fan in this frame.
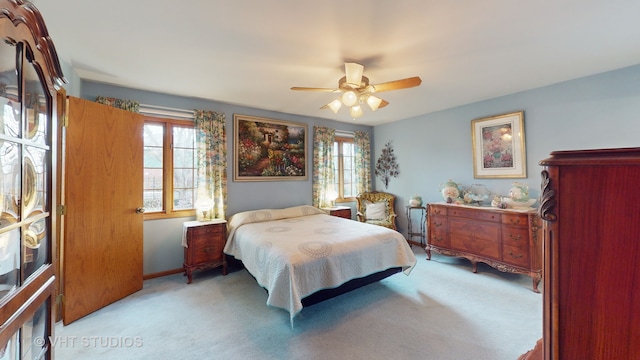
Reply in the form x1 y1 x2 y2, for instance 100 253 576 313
291 62 422 118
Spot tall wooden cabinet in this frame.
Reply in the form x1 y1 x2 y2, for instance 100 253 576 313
0 1 66 358
537 147 640 359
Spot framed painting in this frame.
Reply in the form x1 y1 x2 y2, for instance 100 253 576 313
233 114 308 181
471 111 526 178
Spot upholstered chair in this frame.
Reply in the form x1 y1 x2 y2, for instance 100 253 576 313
355 191 398 231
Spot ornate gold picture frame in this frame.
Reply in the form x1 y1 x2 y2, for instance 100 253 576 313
471 111 526 178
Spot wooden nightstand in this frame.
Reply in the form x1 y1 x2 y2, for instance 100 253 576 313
322 206 352 219
182 219 227 284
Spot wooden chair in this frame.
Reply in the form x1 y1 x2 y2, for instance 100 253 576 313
355 191 398 231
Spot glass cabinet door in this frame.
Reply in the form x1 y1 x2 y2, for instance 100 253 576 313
0 1 66 359
0 30 21 302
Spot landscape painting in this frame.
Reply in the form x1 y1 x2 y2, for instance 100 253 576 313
233 114 307 181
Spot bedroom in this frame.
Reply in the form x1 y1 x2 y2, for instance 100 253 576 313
2 1 640 359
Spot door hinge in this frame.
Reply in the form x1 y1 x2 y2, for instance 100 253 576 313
57 204 66 215
61 115 68 127
56 293 64 305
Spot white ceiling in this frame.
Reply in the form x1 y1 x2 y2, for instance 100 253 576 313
34 0 640 126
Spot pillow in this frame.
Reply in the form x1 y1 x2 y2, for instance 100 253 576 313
365 201 388 220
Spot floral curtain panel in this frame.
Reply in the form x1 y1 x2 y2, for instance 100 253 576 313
194 109 227 220
95 96 140 112
354 131 371 195
312 126 335 208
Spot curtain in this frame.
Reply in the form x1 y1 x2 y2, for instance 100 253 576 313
194 109 227 220
312 126 335 208
354 131 371 195
95 96 140 112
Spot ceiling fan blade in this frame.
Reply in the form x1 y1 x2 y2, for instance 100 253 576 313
345 62 364 87
372 76 422 92
291 86 337 92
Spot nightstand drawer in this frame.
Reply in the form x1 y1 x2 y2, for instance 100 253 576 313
192 240 224 263
191 224 224 237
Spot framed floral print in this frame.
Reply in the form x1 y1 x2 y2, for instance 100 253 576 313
471 111 526 178
233 114 307 181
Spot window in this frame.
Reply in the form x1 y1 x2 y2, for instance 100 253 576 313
333 137 356 201
143 117 197 219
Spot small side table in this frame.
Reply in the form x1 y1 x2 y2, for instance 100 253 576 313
182 219 227 284
322 206 352 219
406 206 426 246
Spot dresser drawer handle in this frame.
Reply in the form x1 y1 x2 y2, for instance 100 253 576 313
509 219 521 225
435 222 443 227
509 234 522 241
203 247 214 253
508 252 523 259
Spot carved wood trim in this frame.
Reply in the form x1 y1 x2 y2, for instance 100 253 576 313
539 170 557 222
1 0 66 89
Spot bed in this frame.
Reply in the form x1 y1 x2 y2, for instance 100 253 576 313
223 205 417 322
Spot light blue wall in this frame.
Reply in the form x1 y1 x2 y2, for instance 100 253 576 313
68 63 640 275
375 64 640 236
78 81 372 275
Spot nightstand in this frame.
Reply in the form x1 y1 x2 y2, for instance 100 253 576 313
182 219 227 284
322 206 352 219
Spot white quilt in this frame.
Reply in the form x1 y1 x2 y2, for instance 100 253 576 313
223 205 417 321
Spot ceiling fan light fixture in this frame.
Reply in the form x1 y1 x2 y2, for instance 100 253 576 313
341 90 358 107
345 62 364 86
350 105 363 118
327 99 342 114
366 95 383 111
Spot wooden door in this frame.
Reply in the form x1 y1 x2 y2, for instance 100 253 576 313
62 96 144 324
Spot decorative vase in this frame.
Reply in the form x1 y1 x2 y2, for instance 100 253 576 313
440 180 460 202
509 182 530 202
409 195 423 207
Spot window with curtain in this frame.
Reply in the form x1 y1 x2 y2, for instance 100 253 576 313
314 128 371 207
143 116 197 219
333 136 356 201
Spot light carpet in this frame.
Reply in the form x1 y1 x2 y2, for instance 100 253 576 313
54 247 541 360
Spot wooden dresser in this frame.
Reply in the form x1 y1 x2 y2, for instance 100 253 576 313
426 203 542 292
533 147 640 359
182 220 228 283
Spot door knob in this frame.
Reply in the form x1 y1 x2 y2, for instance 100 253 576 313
136 207 145 214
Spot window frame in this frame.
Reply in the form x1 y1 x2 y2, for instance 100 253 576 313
334 136 356 203
143 116 196 220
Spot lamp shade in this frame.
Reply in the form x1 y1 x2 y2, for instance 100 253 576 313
366 95 383 111
350 105 363 118
327 99 342 114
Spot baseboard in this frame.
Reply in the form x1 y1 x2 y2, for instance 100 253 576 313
143 268 184 280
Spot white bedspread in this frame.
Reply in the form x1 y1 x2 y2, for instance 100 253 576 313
223 205 417 321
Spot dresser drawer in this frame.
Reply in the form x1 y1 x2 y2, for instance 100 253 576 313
501 213 528 226
502 226 529 248
429 205 447 217
502 244 530 268
449 218 500 259
448 207 500 222
429 215 450 247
